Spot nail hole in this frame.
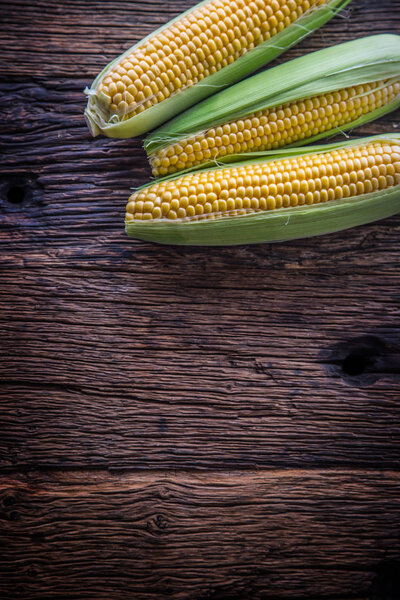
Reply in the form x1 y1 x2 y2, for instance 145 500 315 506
30 532 46 544
27 567 38 578
7 185 26 205
2 495 16 507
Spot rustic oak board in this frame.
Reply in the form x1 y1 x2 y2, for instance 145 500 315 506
1 469 400 599
1 0 400 598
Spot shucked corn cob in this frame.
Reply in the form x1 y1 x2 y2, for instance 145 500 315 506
146 35 400 176
84 0 351 138
150 80 400 176
125 135 400 246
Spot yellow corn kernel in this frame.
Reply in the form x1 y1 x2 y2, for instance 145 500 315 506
150 79 400 176
126 140 400 222
98 0 329 119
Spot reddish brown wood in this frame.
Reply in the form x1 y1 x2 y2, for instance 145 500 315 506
1 469 400 599
1 0 400 598
1 260 400 470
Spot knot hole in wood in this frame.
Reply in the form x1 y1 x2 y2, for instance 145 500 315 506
322 335 400 387
0 174 43 212
342 337 386 377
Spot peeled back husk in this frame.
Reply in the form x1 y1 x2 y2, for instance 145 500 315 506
145 34 400 174
126 134 400 246
84 0 351 139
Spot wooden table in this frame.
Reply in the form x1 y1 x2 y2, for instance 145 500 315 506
1 1 400 598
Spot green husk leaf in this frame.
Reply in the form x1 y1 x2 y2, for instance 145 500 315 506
145 34 400 154
126 187 400 246
150 95 400 173
85 0 351 139
125 134 400 246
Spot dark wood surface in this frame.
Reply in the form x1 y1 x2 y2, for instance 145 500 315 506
1 1 400 598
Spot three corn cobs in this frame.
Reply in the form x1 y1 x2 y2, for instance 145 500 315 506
85 0 400 246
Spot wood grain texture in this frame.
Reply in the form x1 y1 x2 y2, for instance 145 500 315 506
1 0 400 598
1 469 400 600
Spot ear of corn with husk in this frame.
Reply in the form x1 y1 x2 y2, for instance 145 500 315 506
125 134 400 246
146 34 400 176
84 0 351 138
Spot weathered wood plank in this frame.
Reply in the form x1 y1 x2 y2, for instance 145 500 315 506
1 0 400 597
0 1 399 474
1 262 399 470
1 0 399 258
1 0 399 77
1 469 399 599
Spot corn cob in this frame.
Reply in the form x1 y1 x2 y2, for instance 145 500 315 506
146 35 400 176
85 0 351 138
125 135 400 246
